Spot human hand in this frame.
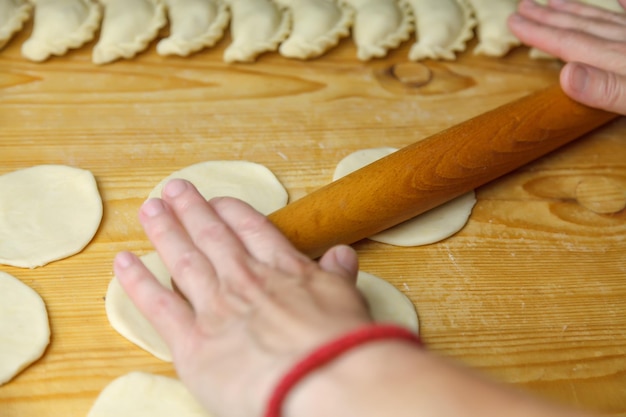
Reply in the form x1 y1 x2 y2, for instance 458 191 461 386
508 0 626 115
113 179 372 417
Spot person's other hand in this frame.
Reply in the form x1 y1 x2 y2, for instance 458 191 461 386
113 179 371 417
508 0 626 115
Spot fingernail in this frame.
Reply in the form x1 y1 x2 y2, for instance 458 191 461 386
163 179 187 198
569 64 589 93
142 198 165 217
115 251 135 269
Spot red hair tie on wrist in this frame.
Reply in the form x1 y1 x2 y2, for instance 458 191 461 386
264 324 422 417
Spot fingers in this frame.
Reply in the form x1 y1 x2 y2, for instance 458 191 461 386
208 196 314 275
560 62 626 114
114 251 195 348
547 0 626 26
517 0 626 41
318 245 359 285
139 196 218 308
508 13 626 75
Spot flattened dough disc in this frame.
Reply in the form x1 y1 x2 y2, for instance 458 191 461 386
148 161 288 215
87 372 210 417
0 165 103 268
0 271 50 385
333 148 476 246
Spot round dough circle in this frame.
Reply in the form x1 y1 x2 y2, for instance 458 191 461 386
356 271 419 332
333 148 476 246
0 271 50 385
87 372 208 417
148 161 288 215
0 165 103 268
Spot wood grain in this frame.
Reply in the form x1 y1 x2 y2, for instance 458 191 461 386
1 26 625 417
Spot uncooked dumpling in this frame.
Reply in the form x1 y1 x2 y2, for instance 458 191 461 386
277 0 353 59
223 0 291 63
357 271 419 332
408 0 475 61
333 148 476 246
157 0 230 56
21 0 101 61
93 0 167 64
87 372 210 417
0 0 32 51
0 165 103 268
0 271 50 386
345 0 413 61
467 0 519 57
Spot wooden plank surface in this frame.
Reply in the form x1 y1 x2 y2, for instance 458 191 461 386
1 24 626 417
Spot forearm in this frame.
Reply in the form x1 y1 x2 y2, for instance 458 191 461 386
285 340 591 417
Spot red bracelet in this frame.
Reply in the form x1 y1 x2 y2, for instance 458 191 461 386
263 324 422 417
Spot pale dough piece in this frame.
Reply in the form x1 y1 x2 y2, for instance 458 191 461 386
87 372 210 417
408 0 476 61
157 0 230 56
0 271 50 386
344 0 413 61
21 0 102 62
0 165 103 268
333 148 476 246
277 0 353 60
106 252 173 361
148 160 289 215
107 254 418 361
467 0 519 57
223 0 291 63
357 271 419 332
93 0 167 64
0 0 32 51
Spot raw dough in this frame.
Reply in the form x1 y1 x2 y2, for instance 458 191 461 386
223 0 291 63
0 271 50 385
148 160 289 215
0 0 32 51
408 0 476 61
156 0 230 56
93 0 167 64
87 372 210 417
107 254 419 361
21 0 102 62
357 271 419 332
277 0 353 60
344 0 413 60
333 147 476 246
468 0 519 57
0 165 103 268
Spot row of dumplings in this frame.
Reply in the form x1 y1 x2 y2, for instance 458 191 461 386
0 0 623 65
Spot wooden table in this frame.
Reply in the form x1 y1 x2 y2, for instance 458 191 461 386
1 24 625 417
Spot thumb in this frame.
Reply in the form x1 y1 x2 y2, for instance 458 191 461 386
318 244 359 284
560 62 626 115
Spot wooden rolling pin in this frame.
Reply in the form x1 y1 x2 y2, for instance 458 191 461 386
268 85 618 258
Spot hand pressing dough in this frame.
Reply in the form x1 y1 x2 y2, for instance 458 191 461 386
0 271 50 386
0 0 32 51
87 372 210 417
223 0 291 63
345 0 413 61
107 255 419 361
0 165 103 268
157 0 230 56
21 0 102 62
333 148 476 246
148 160 289 215
357 271 419 332
277 0 353 60
407 0 476 61
93 0 167 64
467 0 519 57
